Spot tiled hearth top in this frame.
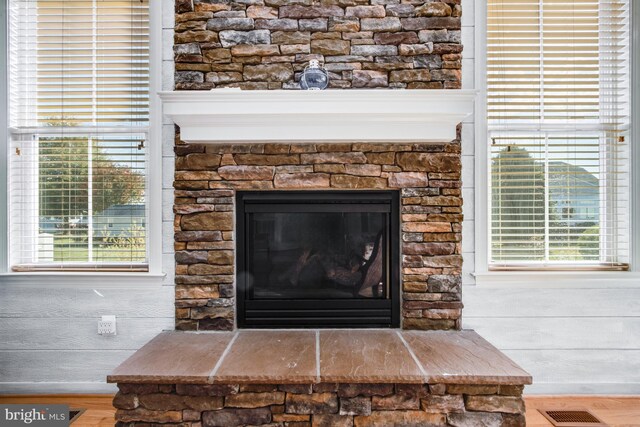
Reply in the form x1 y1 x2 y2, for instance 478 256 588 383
108 330 531 386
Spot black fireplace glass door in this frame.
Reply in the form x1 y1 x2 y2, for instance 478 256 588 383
248 211 388 300
237 191 400 328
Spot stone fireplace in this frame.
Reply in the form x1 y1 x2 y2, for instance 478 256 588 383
168 0 472 332
106 3 532 426
173 138 464 331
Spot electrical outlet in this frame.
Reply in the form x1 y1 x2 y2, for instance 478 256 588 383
98 315 117 336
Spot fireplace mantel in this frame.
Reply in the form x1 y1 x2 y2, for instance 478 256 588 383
159 89 476 144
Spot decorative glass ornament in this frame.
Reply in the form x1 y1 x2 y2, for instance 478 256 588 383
300 59 329 90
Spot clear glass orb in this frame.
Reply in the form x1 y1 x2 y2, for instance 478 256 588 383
300 60 329 90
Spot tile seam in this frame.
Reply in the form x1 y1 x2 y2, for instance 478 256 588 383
208 331 239 382
315 330 321 382
396 331 428 380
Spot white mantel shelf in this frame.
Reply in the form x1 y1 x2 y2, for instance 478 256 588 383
159 89 476 144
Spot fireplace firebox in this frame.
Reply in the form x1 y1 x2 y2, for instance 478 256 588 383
236 191 400 328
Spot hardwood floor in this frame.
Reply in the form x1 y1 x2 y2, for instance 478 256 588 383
0 394 638 426
525 396 640 427
0 395 115 427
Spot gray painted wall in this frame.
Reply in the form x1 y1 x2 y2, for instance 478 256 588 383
0 0 177 394
0 284 174 393
459 0 640 395
0 0 639 395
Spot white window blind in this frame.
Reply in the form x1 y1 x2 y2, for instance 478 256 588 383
8 0 150 271
487 0 630 270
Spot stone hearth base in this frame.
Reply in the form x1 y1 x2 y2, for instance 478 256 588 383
109 330 531 426
113 382 526 427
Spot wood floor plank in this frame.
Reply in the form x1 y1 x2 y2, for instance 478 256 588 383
525 396 640 427
0 395 115 427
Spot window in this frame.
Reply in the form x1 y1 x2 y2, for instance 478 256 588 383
8 0 150 271
487 0 631 270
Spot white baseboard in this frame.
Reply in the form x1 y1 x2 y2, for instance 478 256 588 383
0 382 117 395
526 382 640 395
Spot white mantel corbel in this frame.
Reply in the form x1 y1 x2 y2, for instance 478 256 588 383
159 89 476 144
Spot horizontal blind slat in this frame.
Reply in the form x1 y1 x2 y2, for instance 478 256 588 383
488 0 630 269
8 0 150 270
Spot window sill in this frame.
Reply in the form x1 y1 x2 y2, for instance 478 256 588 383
472 270 640 288
0 271 167 287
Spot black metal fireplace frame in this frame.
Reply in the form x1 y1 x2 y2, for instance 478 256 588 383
236 190 400 328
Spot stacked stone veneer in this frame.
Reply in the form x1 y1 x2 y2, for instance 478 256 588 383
174 140 463 331
114 382 526 427
173 0 462 89
173 0 465 331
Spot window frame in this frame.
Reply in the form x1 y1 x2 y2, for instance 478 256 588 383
0 0 164 279
473 0 640 284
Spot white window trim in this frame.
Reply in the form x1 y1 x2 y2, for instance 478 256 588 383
0 2 8 274
472 0 640 286
632 0 640 279
146 0 163 277
0 1 165 283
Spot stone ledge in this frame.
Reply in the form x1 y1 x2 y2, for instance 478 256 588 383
108 330 532 386
112 381 526 427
